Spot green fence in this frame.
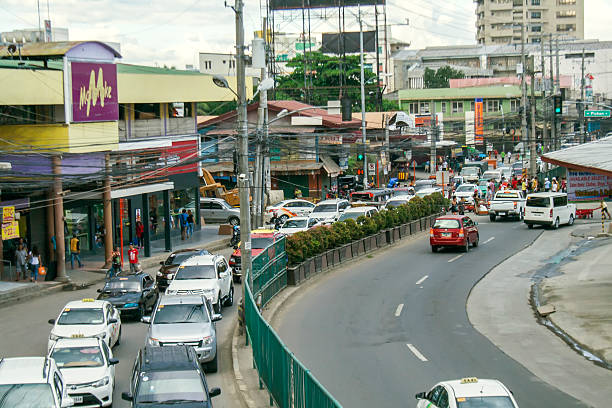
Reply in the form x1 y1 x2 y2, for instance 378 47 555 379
245 236 342 408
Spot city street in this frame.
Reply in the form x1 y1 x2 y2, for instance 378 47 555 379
275 217 587 408
0 248 244 408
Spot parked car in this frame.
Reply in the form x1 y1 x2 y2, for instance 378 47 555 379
200 197 240 225
165 254 234 313
143 295 221 372
266 199 316 221
489 190 526 221
308 199 350 224
121 345 221 406
157 249 210 291
278 217 319 236
415 377 518 408
0 356 75 408
97 273 159 320
229 229 283 283
337 206 378 222
524 192 576 229
430 215 479 253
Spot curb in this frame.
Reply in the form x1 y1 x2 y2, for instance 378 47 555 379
232 324 258 408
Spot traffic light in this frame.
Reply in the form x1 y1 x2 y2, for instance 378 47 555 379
554 95 563 115
357 153 364 161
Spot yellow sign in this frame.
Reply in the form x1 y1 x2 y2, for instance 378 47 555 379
2 221 19 240
2 206 15 223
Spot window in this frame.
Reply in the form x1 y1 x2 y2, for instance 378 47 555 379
437 388 450 408
486 100 500 112
452 101 464 114
427 386 444 403
441 102 447 113
557 24 576 32
557 0 576 4
531 25 542 32
210 203 223 210
553 195 568 207
134 103 160 119
470 101 475 111
419 102 430 114
557 10 576 18
531 11 541 19
101 340 111 362
408 103 418 114
511 99 520 112
531 0 540 5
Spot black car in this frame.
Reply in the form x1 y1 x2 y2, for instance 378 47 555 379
97 273 158 319
157 249 210 291
122 346 221 407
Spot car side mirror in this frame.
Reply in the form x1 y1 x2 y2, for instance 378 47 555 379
141 316 151 324
121 392 133 401
96 288 102 293
48 319 55 325
209 387 221 397
109 358 119 365
415 392 426 400
61 396 75 407
212 314 222 322
108 318 118 324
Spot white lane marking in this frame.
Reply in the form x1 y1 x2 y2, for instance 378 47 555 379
448 254 464 263
395 304 404 317
483 236 495 244
406 344 429 362
415 275 429 285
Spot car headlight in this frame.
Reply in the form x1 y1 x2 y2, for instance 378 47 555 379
49 333 60 341
156 271 163 277
124 303 139 308
92 376 110 388
148 337 160 346
94 332 107 340
203 336 214 345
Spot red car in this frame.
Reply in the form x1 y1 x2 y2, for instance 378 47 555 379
430 215 479 253
229 229 283 283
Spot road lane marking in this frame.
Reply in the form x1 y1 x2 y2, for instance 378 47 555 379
483 236 495 244
406 344 428 362
448 254 464 263
395 304 404 317
415 275 429 285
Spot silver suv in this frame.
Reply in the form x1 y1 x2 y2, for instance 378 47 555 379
200 197 240 225
143 295 222 372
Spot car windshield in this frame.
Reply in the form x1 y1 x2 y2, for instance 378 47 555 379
461 167 479 175
252 237 274 249
416 190 437 198
338 212 363 221
153 304 209 324
478 180 488 186
433 219 461 229
135 370 207 404
51 346 104 368
313 204 337 213
496 192 520 199
103 280 141 292
0 384 56 408
456 396 515 407
527 197 551 208
57 308 104 325
174 265 216 280
165 252 203 266
386 200 407 208
283 219 307 228
456 185 475 193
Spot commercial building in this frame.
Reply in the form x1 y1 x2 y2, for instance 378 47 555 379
475 0 584 45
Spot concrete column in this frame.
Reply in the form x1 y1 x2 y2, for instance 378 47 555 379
141 193 151 257
103 153 113 267
194 186 201 231
52 156 67 280
46 191 55 262
163 190 172 252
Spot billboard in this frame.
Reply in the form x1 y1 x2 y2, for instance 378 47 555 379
465 111 475 146
474 98 484 145
321 31 376 54
71 62 119 122
163 139 199 176
567 171 612 202
270 0 384 10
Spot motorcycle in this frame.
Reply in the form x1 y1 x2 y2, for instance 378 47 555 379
230 225 240 249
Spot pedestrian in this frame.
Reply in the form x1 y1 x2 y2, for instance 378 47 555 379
107 246 121 279
128 243 139 274
511 176 518 190
179 209 188 240
294 187 302 198
15 243 27 281
501 151 506 163
28 246 41 283
602 200 611 220
544 177 551 192
186 210 195 239
521 179 527 195
561 177 567 192
551 177 559 192
69 233 83 269
135 220 144 249
508 152 512 163
486 185 493 202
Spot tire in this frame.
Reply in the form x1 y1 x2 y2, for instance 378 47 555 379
431 245 438 253
553 217 560 229
568 214 574 226
462 239 469 253
473 234 479 247
279 214 289 223
489 214 496 222
233 275 241 284
228 217 240 226
224 286 234 307
214 295 222 313
527 223 534 229
207 350 218 373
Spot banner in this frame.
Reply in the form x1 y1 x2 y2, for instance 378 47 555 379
465 111 475 146
567 171 612 202
71 62 119 122
2 206 15 223
474 98 484 145
2 221 19 240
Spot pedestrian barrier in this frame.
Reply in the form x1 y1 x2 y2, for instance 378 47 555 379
245 236 342 408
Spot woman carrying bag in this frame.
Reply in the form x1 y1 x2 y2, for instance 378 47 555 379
28 246 43 283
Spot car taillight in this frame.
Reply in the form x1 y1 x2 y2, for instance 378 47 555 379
429 228 434 237
514 202 517 208
550 208 553 217
458 229 465 237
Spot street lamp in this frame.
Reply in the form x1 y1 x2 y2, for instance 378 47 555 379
212 75 238 98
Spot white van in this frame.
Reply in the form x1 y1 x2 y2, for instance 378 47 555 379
524 192 576 229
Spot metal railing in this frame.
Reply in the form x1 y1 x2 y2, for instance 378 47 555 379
245 236 342 408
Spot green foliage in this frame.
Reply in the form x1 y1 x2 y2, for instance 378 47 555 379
197 101 238 116
344 219 364 241
424 66 465 89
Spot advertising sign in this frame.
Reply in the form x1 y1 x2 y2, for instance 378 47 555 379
567 171 612 202
164 139 199 176
2 206 15 223
2 221 19 240
71 62 119 122
319 135 343 145
474 98 484 145
368 162 376 175
465 111 475 146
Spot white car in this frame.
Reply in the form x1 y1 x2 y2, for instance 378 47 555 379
267 199 316 220
482 170 502 183
489 189 526 221
49 337 118 407
0 356 74 408
48 299 121 353
337 206 378 222
384 196 413 209
524 192 576 229
165 254 234 313
498 166 512 181
415 187 442 198
415 377 519 408
309 199 350 224
278 217 319 235
454 184 478 204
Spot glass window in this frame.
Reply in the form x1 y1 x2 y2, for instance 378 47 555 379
0 383 56 407
174 265 216 280
313 204 338 213
428 386 443 403
135 371 207 404
433 219 461 229
437 389 449 408
283 219 308 228
252 237 274 249
58 308 104 325
441 102 447 113
51 346 104 368
153 303 209 324
527 196 551 207
165 252 199 265
470 101 475 111
510 99 520 112
531 0 540 5
53 373 63 403
486 100 500 112
553 195 568 207
456 396 516 407
531 11 541 19
452 101 464 113
408 103 418 114
210 203 223 210
102 280 141 292
420 102 430 114
531 25 542 32
134 103 161 119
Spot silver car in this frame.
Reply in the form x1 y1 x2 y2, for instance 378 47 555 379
200 197 241 225
143 295 222 372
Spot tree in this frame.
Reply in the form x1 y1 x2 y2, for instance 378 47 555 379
424 66 465 88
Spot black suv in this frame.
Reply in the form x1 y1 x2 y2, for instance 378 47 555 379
157 249 210 291
122 346 221 407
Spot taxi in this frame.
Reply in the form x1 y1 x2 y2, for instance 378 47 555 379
48 298 122 352
49 337 119 407
415 377 519 408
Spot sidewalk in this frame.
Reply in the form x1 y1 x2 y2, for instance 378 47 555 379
467 225 612 407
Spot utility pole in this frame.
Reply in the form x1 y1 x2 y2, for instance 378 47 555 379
254 19 269 228
359 4 368 189
430 100 437 177
540 38 549 170
235 0 252 294
520 1 528 171
385 114 390 185
580 48 586 144
530 64 537 177
259 19 270 226
549 34 557 153
52 156 67 280
555 37 560 150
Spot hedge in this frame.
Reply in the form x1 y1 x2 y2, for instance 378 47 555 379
286 193 448 266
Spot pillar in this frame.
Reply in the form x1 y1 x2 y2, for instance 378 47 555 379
52 156 67 280
103 153 113 267
46 191 55 262
141 193 151 257
194 186 201 231
163 190 172 252
87 203 95 253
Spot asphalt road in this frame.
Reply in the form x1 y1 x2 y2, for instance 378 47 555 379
276 216 587 408
0 248 243 408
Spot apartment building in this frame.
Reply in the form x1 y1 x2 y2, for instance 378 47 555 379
475 0 584 45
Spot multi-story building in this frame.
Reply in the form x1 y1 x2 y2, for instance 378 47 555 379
475 0 584 45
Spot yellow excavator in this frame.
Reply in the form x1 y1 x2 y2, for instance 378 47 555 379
200 168 241 206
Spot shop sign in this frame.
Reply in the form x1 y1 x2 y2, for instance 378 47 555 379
2 221 19 240
567 171 612 202
2 206 15 223
71 62 119 122
319 135 343 145
474 98 484 145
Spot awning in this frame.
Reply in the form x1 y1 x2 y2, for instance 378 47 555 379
204 127 316 136
541 136 612 177
320 155 342 177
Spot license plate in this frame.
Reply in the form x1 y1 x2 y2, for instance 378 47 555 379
499 212 506 216
73 396 83 403
71 334 84 338
441 233 451 237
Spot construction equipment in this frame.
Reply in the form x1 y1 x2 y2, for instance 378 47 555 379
200 168 241 207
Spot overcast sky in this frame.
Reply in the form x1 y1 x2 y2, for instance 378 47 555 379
1 0 610 69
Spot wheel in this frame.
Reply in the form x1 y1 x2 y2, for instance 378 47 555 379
431 245 438 253
553 217 560 229
115 327 121 346
279 214 289 223
462 239 469 252
472 234 479 247
213 295 222 313
228 217 240 226
224 286 234 307
568 214 574 226
489 214 496 222
527 223 534 229
233 275 241 284
207 350 218 373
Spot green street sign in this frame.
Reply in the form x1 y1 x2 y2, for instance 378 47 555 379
585 110 611 118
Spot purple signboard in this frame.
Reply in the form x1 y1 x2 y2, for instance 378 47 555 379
71 62 119 122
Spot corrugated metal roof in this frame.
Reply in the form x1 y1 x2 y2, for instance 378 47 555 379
398 85 524 101
541 136 612 177
0 41 121 58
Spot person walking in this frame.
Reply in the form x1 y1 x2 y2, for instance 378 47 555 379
602 200 611 220
128 243 139 274
15 243 27 281
500 151 506 164
179 209 188 240
186 210 195 239
69 233 83 269
135 220 144 249
544 177 551 192
28 246 41 283
521 178 528 195
551 177 559 192
107 246 121 279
